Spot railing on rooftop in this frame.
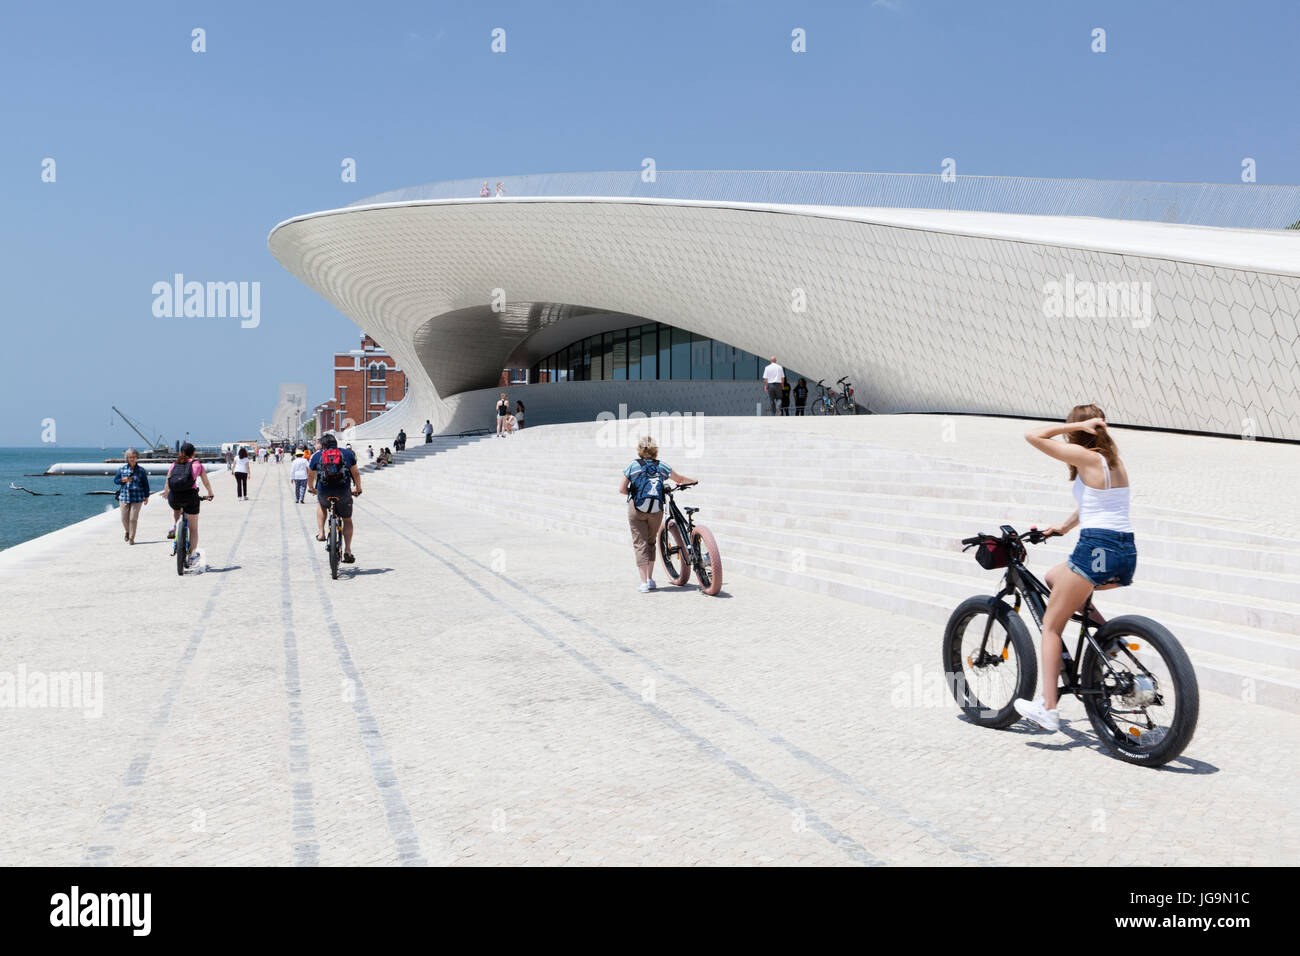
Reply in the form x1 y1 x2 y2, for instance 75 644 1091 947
351 170 1300 230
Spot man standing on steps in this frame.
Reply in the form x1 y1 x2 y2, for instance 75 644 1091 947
761 355 785 416
423 419 433 444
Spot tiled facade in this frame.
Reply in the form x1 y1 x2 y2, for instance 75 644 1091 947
270 197 1300 441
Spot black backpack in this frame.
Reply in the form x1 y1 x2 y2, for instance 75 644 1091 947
168 461 195 494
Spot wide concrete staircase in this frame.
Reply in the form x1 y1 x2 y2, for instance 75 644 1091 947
356 434 492 474
366 420 1300 713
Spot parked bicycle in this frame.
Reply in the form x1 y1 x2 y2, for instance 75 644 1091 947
809 380 837 416
943 524 1198 767
833 376 857 415
809 377 858 415
656 482 723 595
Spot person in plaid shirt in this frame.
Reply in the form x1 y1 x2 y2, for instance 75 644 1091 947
113 447 152 544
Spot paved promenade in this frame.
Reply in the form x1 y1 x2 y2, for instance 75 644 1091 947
0 462 1295 866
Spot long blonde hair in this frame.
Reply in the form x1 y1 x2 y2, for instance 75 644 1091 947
1064 404 1119 480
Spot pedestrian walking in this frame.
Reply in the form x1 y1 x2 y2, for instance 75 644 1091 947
113 447 150 544
794 377 809 416
761 356 785 416
367 445 374 460
780 379 792 416
618 435 696 593
290 450 309 503
233 446 251 499
423 419 433 443
514 400 526 429
480 181 491 197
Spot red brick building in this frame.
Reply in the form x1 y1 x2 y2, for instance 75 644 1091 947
329 334 407 431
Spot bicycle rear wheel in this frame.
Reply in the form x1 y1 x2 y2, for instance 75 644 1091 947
943 596 1036 728
175 517 187 576
328 517 341 579
691 526 723 595
1080 616 1198 767
658 521 691 587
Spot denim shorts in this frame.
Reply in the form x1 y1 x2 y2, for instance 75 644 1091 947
1067 529 1137 587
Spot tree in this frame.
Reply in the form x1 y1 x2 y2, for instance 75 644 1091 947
303 419 316 440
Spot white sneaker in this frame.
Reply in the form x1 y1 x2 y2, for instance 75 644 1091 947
638 581 653 593
646 579 657 590
1014 697 1061 732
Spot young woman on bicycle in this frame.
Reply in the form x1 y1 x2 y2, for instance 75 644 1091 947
165 442 215 566
1014 404 1135 731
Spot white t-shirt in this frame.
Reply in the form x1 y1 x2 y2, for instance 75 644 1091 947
290 458 309 480
233 457 250 474
762 362 785 385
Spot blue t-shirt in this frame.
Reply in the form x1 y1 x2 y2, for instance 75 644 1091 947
309 448 357 485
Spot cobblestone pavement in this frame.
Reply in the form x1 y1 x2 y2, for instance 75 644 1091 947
0 463 1294 866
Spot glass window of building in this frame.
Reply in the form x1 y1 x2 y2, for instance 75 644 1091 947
612 329 627 381
658 326 672 380
640 326 657 380
627 333 641 381
670 327 691 380
690 333 712 380
711 341 734 380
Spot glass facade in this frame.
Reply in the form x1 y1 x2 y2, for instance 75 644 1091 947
530 321 767 384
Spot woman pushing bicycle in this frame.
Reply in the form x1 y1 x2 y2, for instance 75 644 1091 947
1014 404 1135 732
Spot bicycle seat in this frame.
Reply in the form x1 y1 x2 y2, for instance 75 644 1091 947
684 506 699 515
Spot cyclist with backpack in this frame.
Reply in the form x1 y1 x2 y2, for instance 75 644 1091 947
618 435 695 592
309 432 362 564
164 442 215 567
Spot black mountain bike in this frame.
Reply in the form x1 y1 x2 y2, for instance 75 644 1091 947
324 496 344 579
656 482 723 595
943 525 1198 767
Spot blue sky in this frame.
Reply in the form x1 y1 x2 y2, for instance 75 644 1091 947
1 0 1296 446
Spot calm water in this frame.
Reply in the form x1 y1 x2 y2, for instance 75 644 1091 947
0 447 137 551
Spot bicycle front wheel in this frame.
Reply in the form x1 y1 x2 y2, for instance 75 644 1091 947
1080 616 1199 767
943 596 1036 728
328 520 340 579
176 519 187 576
691 526 723 595
810 399 827 416
658 521 691 587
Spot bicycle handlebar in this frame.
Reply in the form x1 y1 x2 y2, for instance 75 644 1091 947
961 526 1059 548
666 481 698 492
837 376 849 384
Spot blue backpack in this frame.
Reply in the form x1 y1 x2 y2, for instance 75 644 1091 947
629 458 665 513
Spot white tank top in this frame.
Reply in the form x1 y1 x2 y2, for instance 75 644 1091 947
1073 455 1132 532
